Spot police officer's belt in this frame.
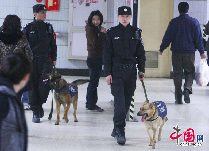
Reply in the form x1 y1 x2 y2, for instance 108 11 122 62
114 64 135 70
34 55 49 58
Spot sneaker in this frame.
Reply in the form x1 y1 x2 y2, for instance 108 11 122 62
115 128 126 145
23 103 31 110
184 90 190 104
87 105 104 112
32 113 40 123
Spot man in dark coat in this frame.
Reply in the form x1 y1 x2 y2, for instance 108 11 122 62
160 2 206 104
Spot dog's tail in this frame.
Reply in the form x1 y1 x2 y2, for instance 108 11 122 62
72 79 90 86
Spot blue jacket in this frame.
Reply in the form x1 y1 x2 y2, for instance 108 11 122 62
160 14 204 54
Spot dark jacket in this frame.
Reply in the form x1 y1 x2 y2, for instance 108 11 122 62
0 31 33 63
0 76 28 151
85 24 106 58
160 14 204 54
103 23 146 76
23 20 57 62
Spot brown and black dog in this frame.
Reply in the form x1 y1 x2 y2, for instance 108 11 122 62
137 101 168 149
45 75 89 125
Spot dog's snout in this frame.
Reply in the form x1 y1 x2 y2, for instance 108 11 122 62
137 111 140 116
140 107 144 111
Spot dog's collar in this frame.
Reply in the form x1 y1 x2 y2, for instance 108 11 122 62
146 116 159 122
145 106 158 121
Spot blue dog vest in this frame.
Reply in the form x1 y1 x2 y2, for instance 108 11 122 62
68 84 78 97
153 101 167 118
55 83 78 97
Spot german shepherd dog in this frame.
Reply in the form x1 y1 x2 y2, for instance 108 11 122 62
44 73 89 125
137 101 168 149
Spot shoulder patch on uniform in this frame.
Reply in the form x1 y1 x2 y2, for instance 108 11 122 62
133 27 142 40
136 27 142 33
46 22 53 34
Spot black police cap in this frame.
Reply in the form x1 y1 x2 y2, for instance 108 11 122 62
118 6 132 15
33 4 47 13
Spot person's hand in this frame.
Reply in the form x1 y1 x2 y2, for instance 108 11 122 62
105 75 112 85
200 53 207 59
53 61 56 65
101 27 107 33
138 72 145 81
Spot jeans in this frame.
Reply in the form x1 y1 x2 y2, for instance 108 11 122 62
21 91 29 104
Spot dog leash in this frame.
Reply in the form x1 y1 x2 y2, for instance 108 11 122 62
48 89 54 120
47 65 61 120
140 80 149 102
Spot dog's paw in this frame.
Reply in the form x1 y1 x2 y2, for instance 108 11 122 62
74 119 78 122
55 122 59 125
65 118 69 123
149 143 152 146
158 137 161 141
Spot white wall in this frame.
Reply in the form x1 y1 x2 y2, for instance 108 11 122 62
173 0 207 26
0 0 87 69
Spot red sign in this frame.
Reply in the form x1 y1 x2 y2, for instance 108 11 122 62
36 0 42 3
184 128 195 142
170 128 195 142
45 0 60 11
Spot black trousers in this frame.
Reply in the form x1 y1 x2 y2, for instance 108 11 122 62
172 53 195 99
29 58 53 113
86 57 102 108
111 66 136 129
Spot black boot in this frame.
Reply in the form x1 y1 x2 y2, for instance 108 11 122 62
184 90 190 104
87 105 104 112
115 128 126 145
39 106 44 118
175 91 183 104
32 112 40 123
111 128 116 137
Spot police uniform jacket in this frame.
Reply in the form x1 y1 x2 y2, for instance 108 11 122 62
103 23 146 76
23 20 57 62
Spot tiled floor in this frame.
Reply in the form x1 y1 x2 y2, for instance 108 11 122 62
26 76 209 151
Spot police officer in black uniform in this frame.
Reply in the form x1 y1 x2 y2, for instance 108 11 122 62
23 4 57 123
103 6 146 145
